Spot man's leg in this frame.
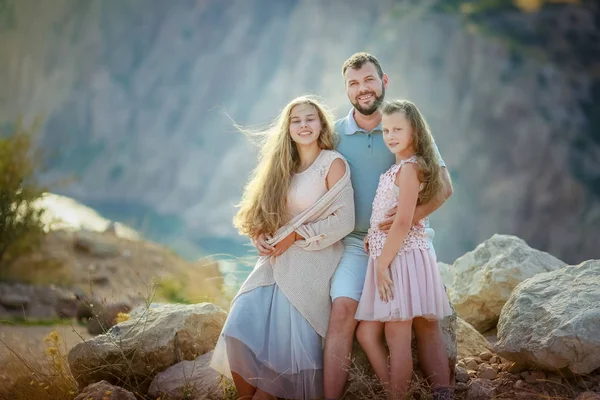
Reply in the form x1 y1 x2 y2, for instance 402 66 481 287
324 297 359 399
324 234 369 399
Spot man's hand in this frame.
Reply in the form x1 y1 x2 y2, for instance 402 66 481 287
378 206 397 233
378 205 423 232
363 235 370 254
271 231 297 257
376 260 394 303
252 233 273 256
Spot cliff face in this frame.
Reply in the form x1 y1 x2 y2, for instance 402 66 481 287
1 0 598 263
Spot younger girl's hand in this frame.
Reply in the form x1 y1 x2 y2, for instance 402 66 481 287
363 236 370 255
272 231 297 257
376 260 394 303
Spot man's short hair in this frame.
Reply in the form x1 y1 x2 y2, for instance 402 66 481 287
342 52 384 78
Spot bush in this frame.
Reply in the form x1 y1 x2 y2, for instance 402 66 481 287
0 118 47 277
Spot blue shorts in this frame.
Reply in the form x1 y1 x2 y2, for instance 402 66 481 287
330 230 437 302
330 234 369 302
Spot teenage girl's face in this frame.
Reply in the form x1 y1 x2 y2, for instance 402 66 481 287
382 111 414 155
289 104 322 146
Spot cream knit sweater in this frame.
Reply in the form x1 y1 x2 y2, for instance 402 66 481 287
233 153 355 337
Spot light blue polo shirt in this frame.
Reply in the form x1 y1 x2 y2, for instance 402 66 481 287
335 108 446 237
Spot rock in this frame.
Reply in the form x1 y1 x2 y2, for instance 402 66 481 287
489 356 500 364
0 293 30 309
515 380 526 389
86 302 132 335
465 358 479 370
521 370 546 384
496 260 600 374
74 230 119 258
148 351 222 399
479 351 493 361
456 382 468 391
438 261 455 293
547 373 562 384
348 311 457 395
466 378 495 400
456 366 469 383
450 234 566 332
478 364 498 380
74 380 136 400
457 317 492 359
508 362 528 374
68 303 227 394
0 283 80 319
576 392 600 400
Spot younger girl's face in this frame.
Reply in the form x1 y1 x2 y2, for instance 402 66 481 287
382 111 414 155
289 104 322 146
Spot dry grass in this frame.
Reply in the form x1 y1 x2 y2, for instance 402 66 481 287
0 330 78 400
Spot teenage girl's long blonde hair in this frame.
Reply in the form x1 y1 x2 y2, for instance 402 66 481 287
233 96 338 238
381 100 443 205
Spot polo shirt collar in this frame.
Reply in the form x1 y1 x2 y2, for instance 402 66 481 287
343 108 382 135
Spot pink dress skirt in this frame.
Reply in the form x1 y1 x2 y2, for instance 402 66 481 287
355 247 453 322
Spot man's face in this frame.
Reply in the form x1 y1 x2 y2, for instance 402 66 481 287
344 62 388 116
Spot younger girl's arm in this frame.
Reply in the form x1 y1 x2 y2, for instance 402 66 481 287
376 163 420 301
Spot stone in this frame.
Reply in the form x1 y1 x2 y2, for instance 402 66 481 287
74 380 136 400
68 303 227 394
148 351 222 399
457 317 492 359
496 260 600 374
456 366 469 383
521 370 546 384
466 378 494 400
478 365 498 380
450 234 565 332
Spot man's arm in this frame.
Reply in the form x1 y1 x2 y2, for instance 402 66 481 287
411 166 453 222
378 166 453 232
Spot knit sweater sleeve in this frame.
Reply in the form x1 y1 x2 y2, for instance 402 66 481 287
293 184 355 251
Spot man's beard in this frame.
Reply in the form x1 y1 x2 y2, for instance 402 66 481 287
352 85 385 116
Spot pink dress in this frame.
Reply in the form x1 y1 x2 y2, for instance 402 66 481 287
355 156 453 322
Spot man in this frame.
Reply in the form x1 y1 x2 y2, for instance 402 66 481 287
255 52 453 398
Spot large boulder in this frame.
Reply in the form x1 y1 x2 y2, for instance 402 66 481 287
456 317 491 359
68 303 227 394
495 260 600 375
148 351 223 399
347 311 457 396
438 261 455 295
450 234 565 332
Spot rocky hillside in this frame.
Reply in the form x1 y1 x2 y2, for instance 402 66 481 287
1 0 599 263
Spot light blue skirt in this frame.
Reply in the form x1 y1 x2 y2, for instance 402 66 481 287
210 284 323 399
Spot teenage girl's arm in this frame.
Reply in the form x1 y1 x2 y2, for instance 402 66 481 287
376 163 421 302
271 158 349 256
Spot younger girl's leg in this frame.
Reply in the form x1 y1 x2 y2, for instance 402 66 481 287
232 371 256 399
356 321 390 386
412 317 451 390
385 320 413 400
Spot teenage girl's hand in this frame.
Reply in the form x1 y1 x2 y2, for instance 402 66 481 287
376 260 394 303
271 231 298 257
363 236 370 254
252 233 274 256
378 206 397 233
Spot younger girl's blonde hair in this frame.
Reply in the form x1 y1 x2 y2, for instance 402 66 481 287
381 100 443 205
233 96 337 238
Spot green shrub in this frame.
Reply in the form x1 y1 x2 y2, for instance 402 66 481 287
0 118 47 277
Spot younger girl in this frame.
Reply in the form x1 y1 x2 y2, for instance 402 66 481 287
355 100 453 400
